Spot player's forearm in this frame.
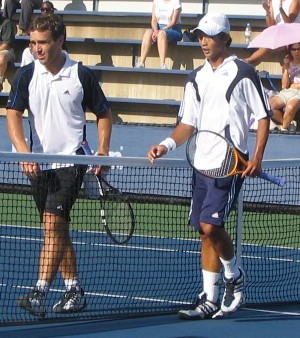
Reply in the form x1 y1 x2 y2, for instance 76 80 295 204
170 123 195 148
252 117 270 162
96 109 112 155
6 109 30 153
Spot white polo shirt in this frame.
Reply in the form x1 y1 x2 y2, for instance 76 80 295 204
7 55 110 156
179 55 271 157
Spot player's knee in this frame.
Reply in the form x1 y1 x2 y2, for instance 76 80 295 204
200 222 217 237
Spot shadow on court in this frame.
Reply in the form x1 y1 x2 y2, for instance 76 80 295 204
0 304 299 338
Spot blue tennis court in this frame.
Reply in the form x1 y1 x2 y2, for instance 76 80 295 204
1 220 300 336
0 121 300 336
1 225 300 338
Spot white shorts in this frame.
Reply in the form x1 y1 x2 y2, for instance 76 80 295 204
276 88 300 104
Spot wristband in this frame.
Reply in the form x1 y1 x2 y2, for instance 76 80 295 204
159 137 177 152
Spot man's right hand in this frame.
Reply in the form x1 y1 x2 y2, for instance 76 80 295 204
147 145 168 163
20 162 40 177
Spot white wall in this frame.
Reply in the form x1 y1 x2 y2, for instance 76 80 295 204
51 1 265 16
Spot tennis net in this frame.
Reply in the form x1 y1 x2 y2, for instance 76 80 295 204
0 152 299 324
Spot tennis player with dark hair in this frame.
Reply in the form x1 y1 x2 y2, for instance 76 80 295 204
6 14 112 317
148 12 271 319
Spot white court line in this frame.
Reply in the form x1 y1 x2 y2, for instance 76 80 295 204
3 234 300 262
2 225 300 260
0 233 200 254
244 307 300 316
0 283 190 306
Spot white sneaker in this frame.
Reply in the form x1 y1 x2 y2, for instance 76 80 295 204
288 120 297 133
160 63 168 70
52 287 87 313
178 292 223 320
134 62 145 68
221 268 245 313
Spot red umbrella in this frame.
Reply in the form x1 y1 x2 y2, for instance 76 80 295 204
248 23 300 50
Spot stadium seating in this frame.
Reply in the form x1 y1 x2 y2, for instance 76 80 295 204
1 10 283 124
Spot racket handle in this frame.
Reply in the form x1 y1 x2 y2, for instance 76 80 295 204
259 171 286 187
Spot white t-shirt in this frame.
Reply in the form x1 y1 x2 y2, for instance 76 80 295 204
178 56 271 167
154 0 181 25
272 0 300 24
20 47 34 67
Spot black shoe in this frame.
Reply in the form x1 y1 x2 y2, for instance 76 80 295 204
18 288 46 318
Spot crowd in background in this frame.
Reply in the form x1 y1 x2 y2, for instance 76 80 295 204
1 0 300 132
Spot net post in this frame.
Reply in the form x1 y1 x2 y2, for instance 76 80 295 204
235 187 244 267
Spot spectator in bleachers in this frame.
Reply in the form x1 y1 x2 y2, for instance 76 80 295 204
245 0 300 66
0 10 15 91
269 43 300 132
4 0 43 35
134 0 182 70
21 1 57 66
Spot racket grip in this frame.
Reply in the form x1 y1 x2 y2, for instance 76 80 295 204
259 171 286 187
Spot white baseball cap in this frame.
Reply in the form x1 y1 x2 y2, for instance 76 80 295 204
192 12 230 36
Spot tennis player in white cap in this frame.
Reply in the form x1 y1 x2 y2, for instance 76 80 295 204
148 12 271 320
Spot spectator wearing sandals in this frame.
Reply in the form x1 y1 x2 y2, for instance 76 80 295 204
245 0 300 66
4 0 43 35
269 43 300 132
135 0 182 70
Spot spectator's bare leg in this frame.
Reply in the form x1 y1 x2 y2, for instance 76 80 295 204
0 51 11 91
140 29 153 65
157 30 168 66
269 96 284 125
282 99 300 129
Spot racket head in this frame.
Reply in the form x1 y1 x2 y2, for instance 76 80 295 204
98 176 135 245
186 130 242 178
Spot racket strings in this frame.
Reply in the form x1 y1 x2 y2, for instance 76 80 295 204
222 146 236 175
187 131 238 178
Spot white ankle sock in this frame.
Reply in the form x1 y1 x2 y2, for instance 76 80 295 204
36 280 49 293
64 278 80 291
202 270 220 303
220 256 240 279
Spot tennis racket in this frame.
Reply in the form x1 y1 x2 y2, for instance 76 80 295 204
186 130 285 187
96 174 135 245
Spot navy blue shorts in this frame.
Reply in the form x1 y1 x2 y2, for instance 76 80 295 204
189 172 244 232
